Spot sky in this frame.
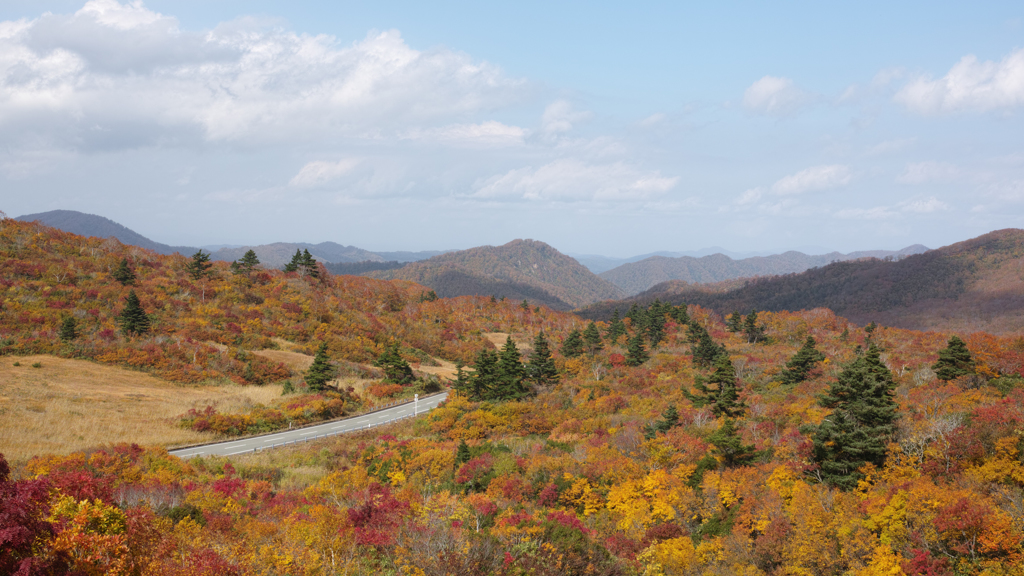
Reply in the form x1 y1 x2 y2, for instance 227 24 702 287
1 1 1023 257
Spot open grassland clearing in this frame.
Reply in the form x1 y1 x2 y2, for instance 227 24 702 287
0 355 285 463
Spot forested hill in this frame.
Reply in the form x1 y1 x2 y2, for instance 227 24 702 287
600 245 929 295
578 228 1024 334
369 239 627 309
15 210 201 256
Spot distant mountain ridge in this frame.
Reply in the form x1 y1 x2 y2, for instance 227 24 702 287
578 229 1024 334
599 245 930 295
369 239 627 310
15 210 202 256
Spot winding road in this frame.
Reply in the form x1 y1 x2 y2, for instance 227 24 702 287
169 392 448 459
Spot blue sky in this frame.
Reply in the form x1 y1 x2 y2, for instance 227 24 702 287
2 1 1023 256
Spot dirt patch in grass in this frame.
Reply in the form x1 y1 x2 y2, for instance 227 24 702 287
0 355 284 464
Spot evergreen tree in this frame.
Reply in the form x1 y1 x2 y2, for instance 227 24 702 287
743 310 767 344
725 311 742 333
671 304 689 325
690 321 723 369
420 290 438 302
839 327 850 341
455 439 472 466
561 329 584 358
304 342 335 392
373 342 415 384
931 335 975 382
118 289 151 337
58 317 78 342
811 343 899 490
301 249 319 278
606 309 627 343
467 348 500 401
230 249 260 275
780 336 827 385
284 250 302 272
111 258 136 286
583 322 604 355
686 351 745 418
526 331 559 387
644 404 680 439
646 311 665 348
708 419 759 468
520 299 530 310
625 332 649 367
185 250 213 281
493 336 529 401
453 362 471 396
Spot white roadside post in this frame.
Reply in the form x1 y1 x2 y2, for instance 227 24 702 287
414 394 419 416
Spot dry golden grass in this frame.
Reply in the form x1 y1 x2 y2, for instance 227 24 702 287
252 349 314 371
0 355 285 464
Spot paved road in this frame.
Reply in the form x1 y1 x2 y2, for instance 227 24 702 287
169 392 448 459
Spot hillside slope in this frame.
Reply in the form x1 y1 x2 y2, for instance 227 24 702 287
211 242 384 268
15 209 200 256
580 229 1024 334
370 239 627 309
600 245 929 295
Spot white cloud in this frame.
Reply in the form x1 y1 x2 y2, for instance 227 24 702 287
742 76 810 116
473 159 677 202
899 196 950 213
834 207 899 220
895 48 1024 113
771 165 852 195
865 138 915 156
289 158 360 187
0 2 526 151
896 161 959 184
541 100 591 134
734 187 763 206
400 121 526 147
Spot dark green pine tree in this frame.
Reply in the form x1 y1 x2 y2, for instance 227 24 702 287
305 342 336 392
561 328 584 358
455 439 472 466
582 322 604 355
468 348 500 401
520 299 530 311
670 304 689 325
118 289 151 337
374 342 415 384
625 332 649 367
931 335 976 382
708 419 759 468
111 258 136 286
453 362 471 396
686 351 745 418
186 250 214 281
493 336 529 401
231 249 261 275
743 310 767 344
644 404 680 439
301 249 319 278
690 321 724 369
606 309 627 343
646 311 666 349
725 311 743 333
811 342 900 490
284 249 302 272
780 336 827 385
526 331 559 387
58 316 78 342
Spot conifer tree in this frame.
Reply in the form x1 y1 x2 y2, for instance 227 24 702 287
301 249 319 278
690 321 723 369
931 335 975 382
58 317 78 342
583 322 604 355
606 309 627 343
455 439 472 466
780 336 827 385
644 404 680 439
671 304 689 325
374 342 414 384
112 258 136 286
304 342 336 392
520 299 530 310
625 332 649 367
186 250 214 281
686 351 745 418
453 362 471 396
708 419 759 468
284 249 302 273
467 348 500 400
725 311 742 333
494 336 529 401
561 329 584 358
526 331 559 387
118 289 151 337
231 249 260 275
646 311 665 348
811 343 899 490
743 310 767 344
